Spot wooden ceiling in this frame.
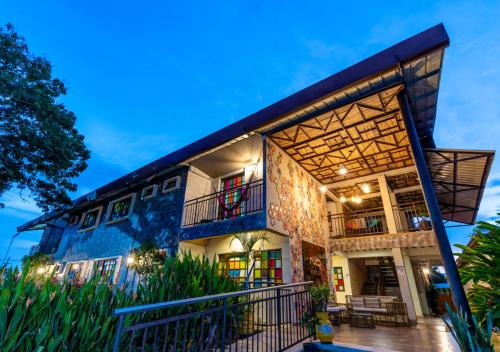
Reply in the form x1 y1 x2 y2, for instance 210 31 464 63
270 85 415 185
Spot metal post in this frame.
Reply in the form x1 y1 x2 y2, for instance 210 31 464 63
277 288 282 351
221 297 227 349
112 315 124 352
397 92 472 322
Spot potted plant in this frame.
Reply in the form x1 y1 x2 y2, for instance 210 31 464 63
309 284 334 343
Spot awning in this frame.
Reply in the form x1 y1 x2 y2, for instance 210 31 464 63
424 148 495 224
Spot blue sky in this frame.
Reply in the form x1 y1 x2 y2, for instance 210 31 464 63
1 1 499 267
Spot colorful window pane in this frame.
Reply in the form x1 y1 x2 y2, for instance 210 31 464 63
333 267 345 292
108 196 134 223
67 263 82 284
94 258 118 284
219 173 245 219
80 208 101 231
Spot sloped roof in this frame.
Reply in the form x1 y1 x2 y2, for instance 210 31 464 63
425 148 495 224
18 24 450 232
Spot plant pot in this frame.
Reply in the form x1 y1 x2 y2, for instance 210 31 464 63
315 311 334 343
238 306 256 336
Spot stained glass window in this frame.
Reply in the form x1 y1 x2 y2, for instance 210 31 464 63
254 250 282 287
333 267 345 292
80 208 101 231
94 258 118 284
218 255 247 282
107 195 134 223
67 262 82 284
219 173 245 219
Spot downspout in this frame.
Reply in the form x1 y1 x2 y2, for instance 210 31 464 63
397 91 472 324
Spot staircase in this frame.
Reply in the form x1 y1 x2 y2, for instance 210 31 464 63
361 257 400 296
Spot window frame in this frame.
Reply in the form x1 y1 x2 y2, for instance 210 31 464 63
79 206 103 232
105 193 136 225
91 256 121 285
68 214 80 226
162 176 181 194
141 184 158 200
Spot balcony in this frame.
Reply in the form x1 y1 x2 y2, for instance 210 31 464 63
29 239 61 256
329 201 432 239
182 180 263 227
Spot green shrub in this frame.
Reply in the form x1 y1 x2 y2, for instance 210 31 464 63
0 252 238 351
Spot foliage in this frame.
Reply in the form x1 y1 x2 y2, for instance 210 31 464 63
0 23 89 211
230 231 269 284
455 215 500 326
443 303 494 352
309 284 330 312
0 252 238 351
21 252 51 275
127 239 166 279
301 310 320 338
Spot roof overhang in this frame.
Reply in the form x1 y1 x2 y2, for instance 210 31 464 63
424 148 495 224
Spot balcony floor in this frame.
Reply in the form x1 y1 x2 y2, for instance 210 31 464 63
290 318 459 352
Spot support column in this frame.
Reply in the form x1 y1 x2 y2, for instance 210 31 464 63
398 92 472 321
392 247 417 323
378 175 397 234
402 253 424 317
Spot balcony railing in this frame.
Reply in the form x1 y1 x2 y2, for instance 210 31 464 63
329 206 388 238
328 201 432 239
183 180 263 227
393 201 432 232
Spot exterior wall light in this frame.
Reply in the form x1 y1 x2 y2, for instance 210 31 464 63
126 256 134 265
71 263 80 270
36 267 45 274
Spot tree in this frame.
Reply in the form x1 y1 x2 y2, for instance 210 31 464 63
0 23 89 211
127 239 167 280
230 231 269 287
455 214 500 326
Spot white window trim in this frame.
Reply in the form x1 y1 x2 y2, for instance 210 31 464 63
105 193 136 225
141 184 158 200
79 206 103 232
63 260 88 281
162 176 181 194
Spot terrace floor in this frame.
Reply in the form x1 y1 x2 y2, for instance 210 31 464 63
291 318 460 352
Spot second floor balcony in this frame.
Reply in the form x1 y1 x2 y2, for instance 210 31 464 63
182 179 263 227
328 201 432 239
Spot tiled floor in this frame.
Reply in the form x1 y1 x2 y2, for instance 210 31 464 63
295 318 460 352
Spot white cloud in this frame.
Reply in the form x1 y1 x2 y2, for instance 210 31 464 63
0 190 42 221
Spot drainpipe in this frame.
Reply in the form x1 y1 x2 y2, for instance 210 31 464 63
397 91 472 325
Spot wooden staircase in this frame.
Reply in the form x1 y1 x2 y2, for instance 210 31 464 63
361 257 401 296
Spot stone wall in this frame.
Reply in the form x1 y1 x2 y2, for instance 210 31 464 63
265 140 330 283
52 166 188 284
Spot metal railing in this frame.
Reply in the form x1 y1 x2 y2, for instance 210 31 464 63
393 201 432 232
328 206 387 238
328 202 432 239
183 180 263 227
112 281 313 352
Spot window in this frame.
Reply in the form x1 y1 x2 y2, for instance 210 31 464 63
219 173 245 219
218 249 282 286
93 258 118 284
106 194 136 224
79 207 102 231
68 215 80 226
162 176 180 193
333 267 345 292
66 262 83 284
253 250 282 286
141 184 157 200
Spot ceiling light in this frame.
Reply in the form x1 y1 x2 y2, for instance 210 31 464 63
339 196 346 203
320 185 327 193
355 196 362 204
361 184 370 194
338 166 348 175
422 268 430 275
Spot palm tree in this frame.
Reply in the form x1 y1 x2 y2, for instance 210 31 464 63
230 231 269 288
